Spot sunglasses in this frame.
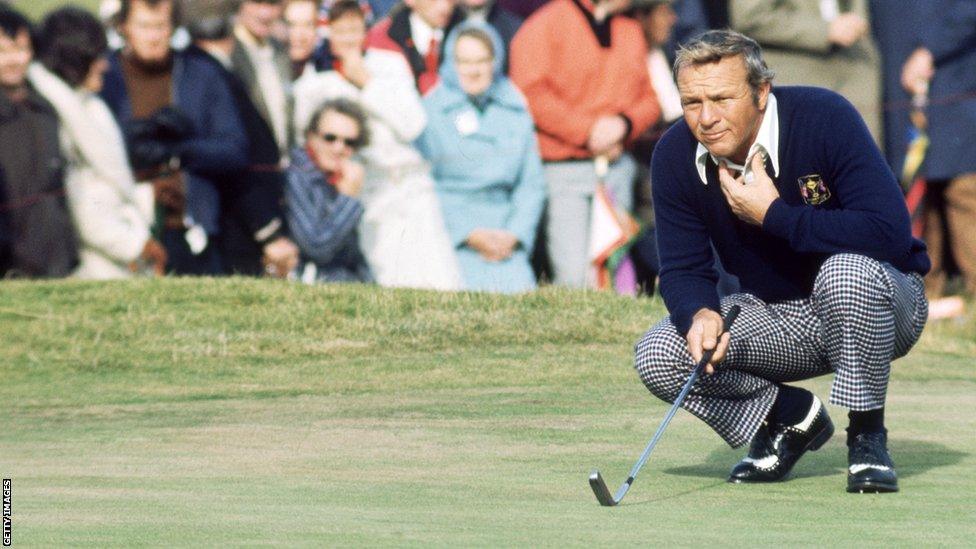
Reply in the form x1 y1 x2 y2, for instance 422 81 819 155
315 132 362 149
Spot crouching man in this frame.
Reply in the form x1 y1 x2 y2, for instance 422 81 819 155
637 30 929 493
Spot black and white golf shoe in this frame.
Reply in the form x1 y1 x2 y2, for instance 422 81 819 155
847 431 899 493
728 396 834 483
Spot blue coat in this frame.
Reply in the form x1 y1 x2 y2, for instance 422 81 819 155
101 48 249 235
416 22 546 293
872 0 976 180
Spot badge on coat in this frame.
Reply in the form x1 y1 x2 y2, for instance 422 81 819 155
454 110 480 137
797 174 831 205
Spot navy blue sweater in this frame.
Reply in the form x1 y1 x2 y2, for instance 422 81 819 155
651 86 930 336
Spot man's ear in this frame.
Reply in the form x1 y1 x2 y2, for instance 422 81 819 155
756 81 771 111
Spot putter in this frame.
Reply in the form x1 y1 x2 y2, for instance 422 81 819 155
589 305 741 506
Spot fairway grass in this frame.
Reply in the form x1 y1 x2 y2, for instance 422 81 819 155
2 279 974 546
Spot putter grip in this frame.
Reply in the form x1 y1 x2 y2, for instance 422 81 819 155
699 305 741 366
722 305 741 333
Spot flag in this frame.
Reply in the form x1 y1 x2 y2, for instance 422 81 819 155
587 156 640 293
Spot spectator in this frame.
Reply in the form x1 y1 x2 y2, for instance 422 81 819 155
185 0 300 278
510 0 661 288
665 0 713 58
366 0 464 95
417 23 545 293
628 0 682 294
497 0 548 19
898 1 976 315
366 0 398 19
730 0 882 143
457 0 522 70
31 7 166 279
284 0 320 81
296 0 461 289
233 0 293 156
286 98 373 283
101 0 249 275
0 5 78 278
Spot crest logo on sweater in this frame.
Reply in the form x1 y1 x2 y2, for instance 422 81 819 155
797 174 831 205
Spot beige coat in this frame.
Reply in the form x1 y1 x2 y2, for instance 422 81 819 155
731 0 882 143
28 64 153 279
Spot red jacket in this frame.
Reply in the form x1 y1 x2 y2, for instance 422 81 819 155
510 0 660 161
366 8 464 96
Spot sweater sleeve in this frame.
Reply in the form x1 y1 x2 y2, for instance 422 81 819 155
652 141 721 336
761 94 915 262
176 65 249 176
359 53 427 142
284 169 364 265
620 33 661 141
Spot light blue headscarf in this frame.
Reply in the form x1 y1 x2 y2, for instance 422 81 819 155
436 20 526 111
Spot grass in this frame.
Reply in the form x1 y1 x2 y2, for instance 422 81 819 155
1 279 974 546
14 0 100 20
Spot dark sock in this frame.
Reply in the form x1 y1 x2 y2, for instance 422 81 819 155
770 385 814 426
847 408 885 444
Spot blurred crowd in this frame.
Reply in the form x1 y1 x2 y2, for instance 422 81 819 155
0 0 973 309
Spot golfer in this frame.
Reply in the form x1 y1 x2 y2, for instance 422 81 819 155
636 30 929 493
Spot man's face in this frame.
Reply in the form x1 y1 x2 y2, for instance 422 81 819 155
0 29 31 90
121 0 174 64
405 0 457 30
455 35 493 97
284 0 318 63
239 0 284 41
328 13 366 57
307 110 361 173
642 3 676 47
677 54 769 163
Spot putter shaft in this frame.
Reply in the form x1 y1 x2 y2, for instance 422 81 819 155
590 305 741 506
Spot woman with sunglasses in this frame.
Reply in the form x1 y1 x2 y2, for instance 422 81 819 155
284 98 374 283
293 0 461 290
416 23 545 293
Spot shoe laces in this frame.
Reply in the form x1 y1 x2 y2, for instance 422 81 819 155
848 431 893 467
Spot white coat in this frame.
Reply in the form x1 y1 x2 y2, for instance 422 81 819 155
29 63 153 280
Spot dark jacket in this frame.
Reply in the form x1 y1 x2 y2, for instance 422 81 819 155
872 0 976 181
285 147 372 283
230 34 294 154
652 87 930 335
185 45 289 275
0 86 78 277
101 49 249 235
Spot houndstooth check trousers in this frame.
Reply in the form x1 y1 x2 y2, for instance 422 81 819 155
635 254 929 448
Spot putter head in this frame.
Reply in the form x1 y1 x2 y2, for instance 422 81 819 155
589 470 618 506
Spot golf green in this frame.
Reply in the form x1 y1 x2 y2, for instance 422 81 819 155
1 280 973 546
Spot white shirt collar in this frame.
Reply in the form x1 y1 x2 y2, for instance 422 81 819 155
695 92 779 185
409 12 444 56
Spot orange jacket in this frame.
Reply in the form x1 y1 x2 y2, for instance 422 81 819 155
510 0 660 161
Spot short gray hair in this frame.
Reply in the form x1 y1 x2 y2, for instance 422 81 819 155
674 30 775 101
305 98 371 149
